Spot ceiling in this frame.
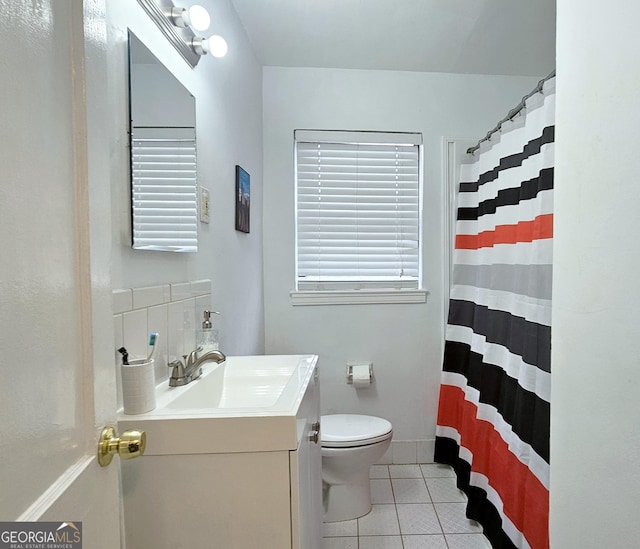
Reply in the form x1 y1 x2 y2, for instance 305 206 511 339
230 0 556 76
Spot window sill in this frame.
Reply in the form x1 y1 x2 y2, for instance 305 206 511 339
290 288 428 306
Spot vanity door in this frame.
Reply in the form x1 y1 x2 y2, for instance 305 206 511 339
290 366 322 549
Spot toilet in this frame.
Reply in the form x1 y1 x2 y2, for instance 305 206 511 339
321 414 393 522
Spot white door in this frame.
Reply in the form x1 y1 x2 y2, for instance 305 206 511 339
0 1 124 546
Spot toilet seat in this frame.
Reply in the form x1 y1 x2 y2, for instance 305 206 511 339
321 414 392 448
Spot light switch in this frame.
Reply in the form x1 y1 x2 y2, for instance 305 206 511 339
199 186 210 223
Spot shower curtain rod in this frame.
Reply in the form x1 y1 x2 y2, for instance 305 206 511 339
467 69 556 155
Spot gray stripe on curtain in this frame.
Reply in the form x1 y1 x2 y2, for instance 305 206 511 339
452 264 553 300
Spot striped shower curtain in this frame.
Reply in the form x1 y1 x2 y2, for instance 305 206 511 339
435 77 555 549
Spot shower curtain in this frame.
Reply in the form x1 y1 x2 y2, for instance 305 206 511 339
435 77 555 549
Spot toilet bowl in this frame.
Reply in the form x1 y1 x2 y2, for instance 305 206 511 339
321 414 393 522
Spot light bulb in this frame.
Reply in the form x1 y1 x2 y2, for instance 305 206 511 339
202 35 228 58
170 5 210 31
184 5 210 32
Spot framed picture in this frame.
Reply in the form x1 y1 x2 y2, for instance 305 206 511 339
235 165 250 233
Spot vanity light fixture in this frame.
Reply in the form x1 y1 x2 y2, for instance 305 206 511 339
175 5 228 59
136 0 228 67
169 4 228 58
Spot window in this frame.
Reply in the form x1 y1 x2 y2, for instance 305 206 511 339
293 130 424 305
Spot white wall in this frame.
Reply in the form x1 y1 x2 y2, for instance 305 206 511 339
262 67 541 457
551 1 640 546
108 0 264 356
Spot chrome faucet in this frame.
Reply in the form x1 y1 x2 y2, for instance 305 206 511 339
168 348 226 387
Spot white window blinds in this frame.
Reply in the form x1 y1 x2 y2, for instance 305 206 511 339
131 126 198 252
295 130 422 290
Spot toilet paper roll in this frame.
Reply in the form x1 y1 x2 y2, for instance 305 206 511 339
351 364 372 387
122 358 156 415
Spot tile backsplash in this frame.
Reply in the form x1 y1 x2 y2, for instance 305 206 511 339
112 279 212 411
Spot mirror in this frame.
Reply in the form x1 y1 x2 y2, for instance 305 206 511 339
128 31 198 252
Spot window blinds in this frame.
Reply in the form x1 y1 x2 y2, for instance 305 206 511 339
295 130 422 290
131 126 198 252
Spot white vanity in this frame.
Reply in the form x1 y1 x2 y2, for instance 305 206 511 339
118 354 321 549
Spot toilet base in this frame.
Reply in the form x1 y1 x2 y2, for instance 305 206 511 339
322 470 371 522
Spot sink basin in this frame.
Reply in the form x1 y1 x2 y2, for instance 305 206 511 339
117 354 318 455
164 355 302 410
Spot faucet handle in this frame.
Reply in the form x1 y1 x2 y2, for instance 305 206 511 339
168 359 188 387
185 348 201 367
168 359 185 375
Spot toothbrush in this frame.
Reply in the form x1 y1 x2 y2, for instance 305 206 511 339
147 332 159 361
118 347 129 365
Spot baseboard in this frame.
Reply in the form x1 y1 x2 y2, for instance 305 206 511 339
375 439 435 465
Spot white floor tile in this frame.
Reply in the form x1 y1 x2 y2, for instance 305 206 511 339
396 504 442 535
322 537 358 549
323 519 358 537
370 465 390 479
358 504 400 536
402 534 449 549
391 478 431 503
420 463 455 478
389 464 423 478
445 533 492 549
426 477 466 503
434 503 483 534
371 478 395 503
323 464 491 549
359 535 404 549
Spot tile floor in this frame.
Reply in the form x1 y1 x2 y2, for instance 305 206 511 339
322 464 491 549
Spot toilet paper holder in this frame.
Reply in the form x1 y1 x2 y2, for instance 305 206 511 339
346 363 373 384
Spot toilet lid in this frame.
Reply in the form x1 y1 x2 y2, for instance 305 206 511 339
321 414 392 448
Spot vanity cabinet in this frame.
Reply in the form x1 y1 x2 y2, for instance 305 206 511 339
119 356 321 549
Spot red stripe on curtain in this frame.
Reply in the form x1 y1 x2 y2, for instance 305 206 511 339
455 213 553 250
437 384 549 549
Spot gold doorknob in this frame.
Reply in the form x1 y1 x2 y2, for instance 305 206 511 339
98 426 146 467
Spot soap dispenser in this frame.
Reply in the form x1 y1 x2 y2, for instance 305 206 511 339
196 310 219 354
